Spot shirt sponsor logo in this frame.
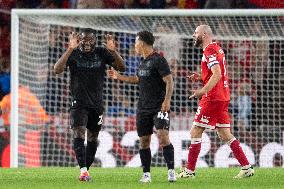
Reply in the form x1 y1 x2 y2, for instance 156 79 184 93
77 60 102 68
138 69 150 77
76 55 102 68
200 115 210 124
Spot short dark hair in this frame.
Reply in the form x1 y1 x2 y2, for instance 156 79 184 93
137 30 155 46
80 28 95 35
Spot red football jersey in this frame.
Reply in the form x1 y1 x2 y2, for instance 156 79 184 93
200 42 230 101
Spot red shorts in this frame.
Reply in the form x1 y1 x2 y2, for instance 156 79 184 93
193 100 231 129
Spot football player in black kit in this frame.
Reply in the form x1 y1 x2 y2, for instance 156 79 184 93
108 31 176 183
54 28 125 181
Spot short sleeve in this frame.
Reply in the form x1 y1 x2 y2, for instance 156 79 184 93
155 57 171 77
99 47 115 66
206 48 219 69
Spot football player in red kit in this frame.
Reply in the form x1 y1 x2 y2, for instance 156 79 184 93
178 25 254 179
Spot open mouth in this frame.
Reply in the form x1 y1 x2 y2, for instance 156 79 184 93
84 45 91 51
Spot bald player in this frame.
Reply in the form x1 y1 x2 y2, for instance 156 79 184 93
178 25 254 179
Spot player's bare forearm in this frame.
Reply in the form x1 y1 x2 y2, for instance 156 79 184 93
54 47 74 74
110 50 125 72
202 64 221 93
107 69 138 83
117 74 139 84
163 74 174 101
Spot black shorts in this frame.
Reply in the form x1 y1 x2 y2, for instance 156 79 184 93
70 101 103 132
136 111 170 137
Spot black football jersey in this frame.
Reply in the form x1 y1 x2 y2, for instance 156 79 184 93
67 47 115 111
137 52 171 113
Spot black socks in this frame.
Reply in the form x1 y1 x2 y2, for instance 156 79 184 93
163 143 175 170
139 148 151 173
73 138 86 168
86 141 98 169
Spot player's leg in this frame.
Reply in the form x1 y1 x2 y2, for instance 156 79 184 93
216 127 254 178
154 111 176 182
139 135 152 183
179 101 215 178
216 101 254 178
86 109 103 170
137 112 153 183
86 130 99 170
184 126 205 176
70 106 89 181
178 125 205 178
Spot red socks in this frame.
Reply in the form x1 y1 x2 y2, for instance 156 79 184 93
229 139 250 166
186 138 250 171
187 139 202 171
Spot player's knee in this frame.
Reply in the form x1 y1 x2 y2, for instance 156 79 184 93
156 130 170 147
217 132 233 142
190 126 203 138
87 130 99 142
217 134 225 141
140 136 151 149
158 136 170 147
72 126 85 139
159 139 170 148
140 141 150 149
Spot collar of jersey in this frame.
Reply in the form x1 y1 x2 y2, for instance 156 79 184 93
144 51 157 60
203 42 216 51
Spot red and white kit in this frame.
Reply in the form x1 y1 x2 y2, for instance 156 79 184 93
193 42 231 129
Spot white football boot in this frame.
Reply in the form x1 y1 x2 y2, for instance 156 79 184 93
168 169 177 182
139 172 151 183
177 167 196 179
234 166 254 179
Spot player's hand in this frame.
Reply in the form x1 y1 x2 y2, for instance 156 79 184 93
161 99 171 112
186 72 201 82
104 34 116 51
107 68 119 79
188 88 206 99
68 32 80 49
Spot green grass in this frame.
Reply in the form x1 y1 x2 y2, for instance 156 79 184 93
0 167 284 189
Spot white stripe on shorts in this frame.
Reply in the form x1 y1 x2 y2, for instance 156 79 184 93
193 121 215 130
216 123 231 128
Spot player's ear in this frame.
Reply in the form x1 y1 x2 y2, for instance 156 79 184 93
140 41 144 48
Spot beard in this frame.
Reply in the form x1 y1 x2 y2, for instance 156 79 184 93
194 36 203 47
79 43 95 53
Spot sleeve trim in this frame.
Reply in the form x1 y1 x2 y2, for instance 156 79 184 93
207 61 219 69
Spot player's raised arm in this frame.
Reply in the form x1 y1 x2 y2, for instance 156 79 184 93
54 32 79 74
104 34 125 72
161 74 174 112
107 68 139 84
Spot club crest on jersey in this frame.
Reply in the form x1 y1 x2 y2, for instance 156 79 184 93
208 55 217 62
145 60 151 67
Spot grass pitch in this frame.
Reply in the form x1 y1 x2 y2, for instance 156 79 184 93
0 167 283 189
